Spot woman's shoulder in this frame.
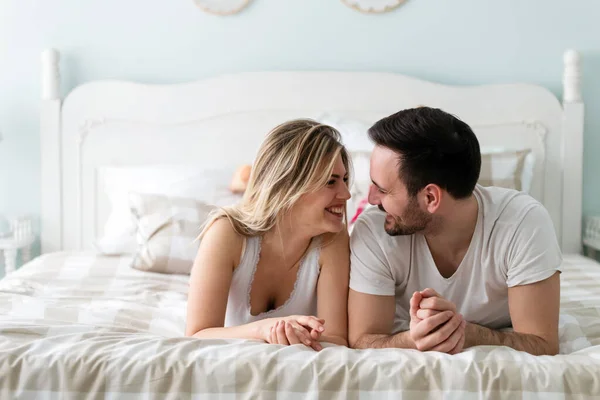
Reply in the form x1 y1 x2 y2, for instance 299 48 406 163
318 229 350 267
200 217 245 262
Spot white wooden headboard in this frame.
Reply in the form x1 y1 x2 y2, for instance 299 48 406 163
39 48 585 254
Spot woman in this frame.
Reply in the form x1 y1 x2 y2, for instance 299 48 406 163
185 119 352 351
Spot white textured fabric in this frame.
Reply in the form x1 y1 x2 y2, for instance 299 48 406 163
350 184 563 333
0 252 599 398
224 236 321 327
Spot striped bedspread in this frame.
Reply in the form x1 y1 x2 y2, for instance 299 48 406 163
1 251 599 399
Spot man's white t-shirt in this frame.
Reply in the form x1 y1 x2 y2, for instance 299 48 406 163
349 185 563 333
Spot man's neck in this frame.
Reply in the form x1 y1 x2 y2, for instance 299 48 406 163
424 194 479 271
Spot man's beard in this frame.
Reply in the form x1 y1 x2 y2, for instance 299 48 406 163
379 197 431 236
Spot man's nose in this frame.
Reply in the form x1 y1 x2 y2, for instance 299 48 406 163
367 185 380 205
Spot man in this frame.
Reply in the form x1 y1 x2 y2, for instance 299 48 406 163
348 107 562 356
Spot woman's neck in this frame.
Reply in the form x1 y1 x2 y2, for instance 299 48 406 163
262 220 314 265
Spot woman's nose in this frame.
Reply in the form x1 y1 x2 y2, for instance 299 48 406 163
339 183 351 200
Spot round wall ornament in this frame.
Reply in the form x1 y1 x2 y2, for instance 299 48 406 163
194 0 251 15
341 0 406 13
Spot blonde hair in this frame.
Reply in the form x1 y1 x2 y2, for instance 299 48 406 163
199 119 351 239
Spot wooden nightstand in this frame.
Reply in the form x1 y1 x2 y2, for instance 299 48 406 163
0 216 35 276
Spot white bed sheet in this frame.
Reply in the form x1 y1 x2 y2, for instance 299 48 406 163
0 251 599 399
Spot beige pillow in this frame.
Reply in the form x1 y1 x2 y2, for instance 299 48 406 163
129 192 217 275
479 149 532 191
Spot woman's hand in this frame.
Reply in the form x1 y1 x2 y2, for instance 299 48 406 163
259 315 325 351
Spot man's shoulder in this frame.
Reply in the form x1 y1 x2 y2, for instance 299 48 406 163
353 205 385 228
476 185 543 223
351 206 397 238
350 206 412 248
476 185 557 250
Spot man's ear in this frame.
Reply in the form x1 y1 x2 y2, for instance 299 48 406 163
421 184 442 213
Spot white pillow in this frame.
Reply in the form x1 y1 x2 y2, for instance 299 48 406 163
96 165 242 255
317 113 374 153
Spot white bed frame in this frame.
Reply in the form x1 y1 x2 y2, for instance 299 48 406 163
39 48 585 255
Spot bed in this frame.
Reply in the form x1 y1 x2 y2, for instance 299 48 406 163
1 48 599 399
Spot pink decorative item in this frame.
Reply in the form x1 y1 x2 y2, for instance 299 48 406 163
350 197 370 224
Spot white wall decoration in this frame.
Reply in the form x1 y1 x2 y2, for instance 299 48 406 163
341 0 406 13
194 0 251 15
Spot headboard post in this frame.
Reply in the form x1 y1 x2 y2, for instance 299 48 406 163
561 49 584 254
40 48 63 253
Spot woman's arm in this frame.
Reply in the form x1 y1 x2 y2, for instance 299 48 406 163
316 230 351 346
186 218 325 348
185 218 264 339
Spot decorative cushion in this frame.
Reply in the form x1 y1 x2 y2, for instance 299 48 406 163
129 192 218 275
478 149 532 191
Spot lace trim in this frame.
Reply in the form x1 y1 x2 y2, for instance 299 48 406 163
246 236 320 318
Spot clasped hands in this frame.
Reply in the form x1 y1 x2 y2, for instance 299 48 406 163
255 290 465 353
258 315 325 351
409 288 466 354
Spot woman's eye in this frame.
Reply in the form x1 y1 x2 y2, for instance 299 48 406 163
327 180 336 186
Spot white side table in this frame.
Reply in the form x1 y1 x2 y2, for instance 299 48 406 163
583 216 600 259
0 217 35 276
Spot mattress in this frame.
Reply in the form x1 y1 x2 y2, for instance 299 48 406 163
1 251 600 399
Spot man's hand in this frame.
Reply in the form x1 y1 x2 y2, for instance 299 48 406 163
416 288 456 317
409 289 466 354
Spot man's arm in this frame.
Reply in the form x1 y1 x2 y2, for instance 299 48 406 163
348 215 462 350
468 203 562 356
464 272 560 355
348 216 413 349
348 289 415 349
348 289 461 350
352 331 415 349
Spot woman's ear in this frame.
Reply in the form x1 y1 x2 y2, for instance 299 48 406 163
230 165 252 194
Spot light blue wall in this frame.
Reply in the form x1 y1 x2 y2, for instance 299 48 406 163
0 0 599 269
